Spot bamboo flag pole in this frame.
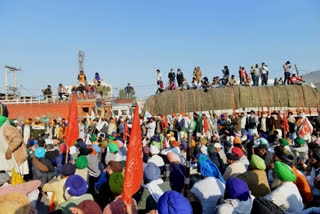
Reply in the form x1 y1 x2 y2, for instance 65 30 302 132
183 128 193 197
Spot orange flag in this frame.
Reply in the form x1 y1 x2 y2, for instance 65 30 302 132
122 105 143 205
123 120 129 142
282 112 289 133
300 119 311 136
65 93 79 147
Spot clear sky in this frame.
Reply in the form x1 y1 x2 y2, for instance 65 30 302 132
0 0 319 99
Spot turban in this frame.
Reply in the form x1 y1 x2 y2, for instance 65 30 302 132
180 142 187 151
224 141 232 148
108 161 123 173
60 143 69 154
89 137 97 142
108 136 115 141
101 141 108 148
167 152 180 163
199 159 225 184
260 138 269 146
152 141 160 149
226 152 240 161
197 154 210 164
172 141 179 148
273 161 296 182
109 143 119 153
109 172 124 194
62 163 76 176
169 131 174 137
79 147 93 156
116 140 124 148
233 137 241 144
92 144 101 154
279 138 288 146
65 175 87 196
231 147 243 158
75 156 88 169
225 178 249 201
144 162 161 182
150 145 160 155
169 137 176 142
250 154 266 170
77 200 102 214
27 139 34 147
34 147 46 159
158 191 192 214
294 138 304 145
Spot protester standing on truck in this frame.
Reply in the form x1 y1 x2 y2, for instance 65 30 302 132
78 70 87 85
283 61 292 85
176 68 184 88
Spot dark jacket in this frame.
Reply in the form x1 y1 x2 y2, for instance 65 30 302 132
177 72 184 83
168 72 176 82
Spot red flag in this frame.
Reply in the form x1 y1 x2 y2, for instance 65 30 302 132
122 105 143 205
65 93 79 147
282 112 289 133
123 120 129 141
300 119 311 136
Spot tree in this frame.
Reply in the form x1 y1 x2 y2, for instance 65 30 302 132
118 89 136 100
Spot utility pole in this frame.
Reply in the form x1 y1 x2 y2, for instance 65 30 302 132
78 50 85 73
4 65 21 99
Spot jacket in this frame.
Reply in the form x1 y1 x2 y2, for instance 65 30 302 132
168 72 175 82
177 72 184 83
216 197 254 214
0 120 28 171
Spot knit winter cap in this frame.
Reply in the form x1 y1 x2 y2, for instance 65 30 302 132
273 161 296 182
77 200 102 214
109 172 124 194
250 154 266 170
225 178 250 201
34 147 46 159
109 143 119 153
158 191 192 214
62 163 76 176
75 156 88 169
279 138 288 146
144 162 161 183
294 138 305 145
65 175 87 196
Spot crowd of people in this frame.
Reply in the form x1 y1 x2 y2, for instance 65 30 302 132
156 61 305 93
42 72 104 101
1 99 320 213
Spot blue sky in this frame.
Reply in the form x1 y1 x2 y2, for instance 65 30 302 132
0 0 319 99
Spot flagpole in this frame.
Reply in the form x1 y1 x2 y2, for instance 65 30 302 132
184 128 193 197
65 145 69 164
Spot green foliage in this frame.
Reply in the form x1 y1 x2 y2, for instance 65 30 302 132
118 89 136 100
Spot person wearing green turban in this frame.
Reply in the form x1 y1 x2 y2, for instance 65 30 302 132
104 172 138 213
109 143 119 153
75 156 89 182
291 138 309 163
279 138 288 146
105 143 122 165
237 154 271 197
265 161 303 214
